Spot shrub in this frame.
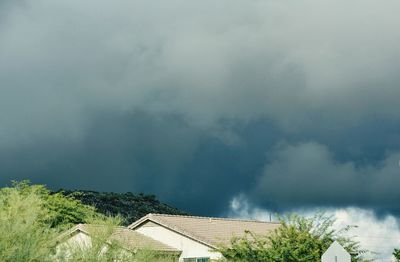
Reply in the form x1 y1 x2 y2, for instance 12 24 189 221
218 213 369 262
0 183 55 261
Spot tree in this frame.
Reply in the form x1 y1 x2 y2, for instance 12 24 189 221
10 181 100 229
218 213 370 262
0 181 102 261
393 248 400 261
0 182 55 261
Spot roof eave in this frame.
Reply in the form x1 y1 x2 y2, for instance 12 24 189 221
129 215 217 249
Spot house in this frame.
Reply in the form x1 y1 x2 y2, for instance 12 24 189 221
128 213 280 261
57 214 280 261
56 223 181 259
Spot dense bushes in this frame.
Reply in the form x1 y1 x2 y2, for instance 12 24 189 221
0 181 176 262
0 182 55 261
61 190 188 225
0 181 105 261
8 181 100 229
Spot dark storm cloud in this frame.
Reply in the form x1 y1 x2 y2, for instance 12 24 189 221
1 0 400 216
251 142 400 211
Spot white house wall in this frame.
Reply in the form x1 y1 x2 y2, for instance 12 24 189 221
56 231 92 260
56 231 126 260
321 241 351 262
135 221 223 261
59 231 92 250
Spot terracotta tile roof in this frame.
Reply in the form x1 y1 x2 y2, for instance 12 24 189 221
128 214 280 248
60 224 180 253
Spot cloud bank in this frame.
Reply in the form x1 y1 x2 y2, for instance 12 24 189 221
1 0 400 218
252 142 400 213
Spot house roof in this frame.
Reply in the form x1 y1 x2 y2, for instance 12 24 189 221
128 213 280 248
59 224 180 253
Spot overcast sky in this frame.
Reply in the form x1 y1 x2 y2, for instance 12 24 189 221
1 0 400 242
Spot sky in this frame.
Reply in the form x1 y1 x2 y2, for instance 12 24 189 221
1 0 400 258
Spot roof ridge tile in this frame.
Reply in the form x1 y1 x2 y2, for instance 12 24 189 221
148 213 280 224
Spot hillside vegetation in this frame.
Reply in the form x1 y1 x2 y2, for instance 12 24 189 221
0 181 179 261
60 190 188 225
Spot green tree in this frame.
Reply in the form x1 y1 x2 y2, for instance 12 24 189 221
218 213 369 262
11 181 100 229
0 182 55 261
0 181 102 261
393 248 400 261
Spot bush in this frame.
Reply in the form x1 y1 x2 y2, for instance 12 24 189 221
11 181 100 229
0 182 55 261
393 248 400 261
218 213 370 262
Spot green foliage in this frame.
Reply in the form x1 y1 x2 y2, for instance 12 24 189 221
61 190 188 225
0 181 179 261
0 181 100 261
11 181 100 229
393 248 400 261
218 213 370 262
0 182 55 261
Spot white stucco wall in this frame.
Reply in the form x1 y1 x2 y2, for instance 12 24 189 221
135 222 223 261
58 231 92 250
56 231 93 259
321 241 351 262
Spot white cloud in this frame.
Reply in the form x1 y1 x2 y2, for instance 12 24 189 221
333 208 400 262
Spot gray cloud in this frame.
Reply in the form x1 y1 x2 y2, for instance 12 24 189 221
1 0 400 216
251 142 400 212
